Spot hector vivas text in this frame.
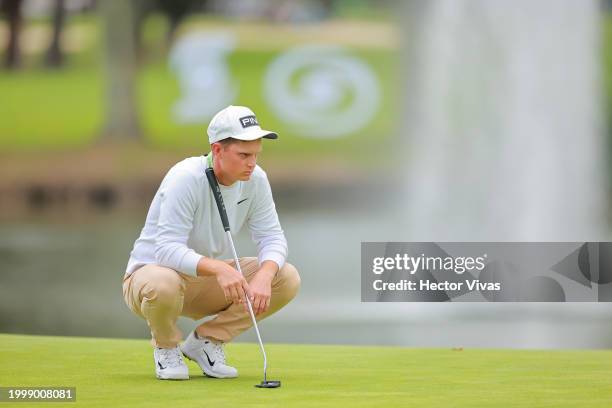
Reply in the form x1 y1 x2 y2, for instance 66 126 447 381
371 253 501 292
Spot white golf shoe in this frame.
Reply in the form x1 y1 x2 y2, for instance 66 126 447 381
180 331 238 378
154 346 189 380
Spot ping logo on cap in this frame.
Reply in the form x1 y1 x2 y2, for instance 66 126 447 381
239 115 259 128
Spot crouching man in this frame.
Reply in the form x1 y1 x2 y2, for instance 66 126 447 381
122 105 300 380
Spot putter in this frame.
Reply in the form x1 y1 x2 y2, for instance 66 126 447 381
205 166 281 389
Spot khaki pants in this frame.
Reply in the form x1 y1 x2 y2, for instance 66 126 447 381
122 257 300 348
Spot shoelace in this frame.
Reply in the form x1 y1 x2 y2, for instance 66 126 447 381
157 347 184 368
205 341 226 365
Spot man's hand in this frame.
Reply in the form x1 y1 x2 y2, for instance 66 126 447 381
214 261 252 306
249 273 272 315
248 261 278 315
198 258 252 307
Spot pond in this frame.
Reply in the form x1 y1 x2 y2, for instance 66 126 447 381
1 205 612 349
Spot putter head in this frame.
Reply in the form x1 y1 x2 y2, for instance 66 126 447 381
255 380 281 388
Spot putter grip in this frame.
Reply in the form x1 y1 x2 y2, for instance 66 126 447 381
205 168 231 232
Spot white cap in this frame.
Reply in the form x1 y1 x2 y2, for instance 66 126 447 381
207 105 278 144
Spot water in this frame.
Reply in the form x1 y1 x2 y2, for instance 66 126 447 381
2 208 612 349
400 0 607 241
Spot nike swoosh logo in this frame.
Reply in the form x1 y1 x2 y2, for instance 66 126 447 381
158 361 166 370
237 198 248 205
203 350 215 367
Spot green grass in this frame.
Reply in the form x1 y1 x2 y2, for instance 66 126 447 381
0 67 103 150
1 333 611 407
0 14 398 165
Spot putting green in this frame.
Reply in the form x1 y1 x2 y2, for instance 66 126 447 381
0 333 611 407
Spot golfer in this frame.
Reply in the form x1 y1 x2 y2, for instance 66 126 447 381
122 105 300 380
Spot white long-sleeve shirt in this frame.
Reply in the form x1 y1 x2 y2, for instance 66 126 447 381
125 154 287 276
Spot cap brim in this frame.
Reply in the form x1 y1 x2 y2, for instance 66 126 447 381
233 129 278 141
262 131 278 140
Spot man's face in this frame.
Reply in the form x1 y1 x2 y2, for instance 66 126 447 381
213 139 262 183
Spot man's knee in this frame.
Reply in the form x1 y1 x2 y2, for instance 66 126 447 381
276 262 301 301
141 266 184 305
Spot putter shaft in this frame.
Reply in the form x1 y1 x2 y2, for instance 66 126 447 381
225 230 268 382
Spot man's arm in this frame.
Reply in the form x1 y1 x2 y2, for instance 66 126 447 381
246 173 287 314
154 170 203 275
247 174 288 269
255 260 279 280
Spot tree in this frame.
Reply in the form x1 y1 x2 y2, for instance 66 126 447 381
2 0 23 69
131 0 156 60
157 0 202 44
100 0 140 141
44 0 66 68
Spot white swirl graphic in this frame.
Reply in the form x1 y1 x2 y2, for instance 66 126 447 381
264 45 381 139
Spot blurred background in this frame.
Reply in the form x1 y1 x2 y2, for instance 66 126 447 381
1 0 612 349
